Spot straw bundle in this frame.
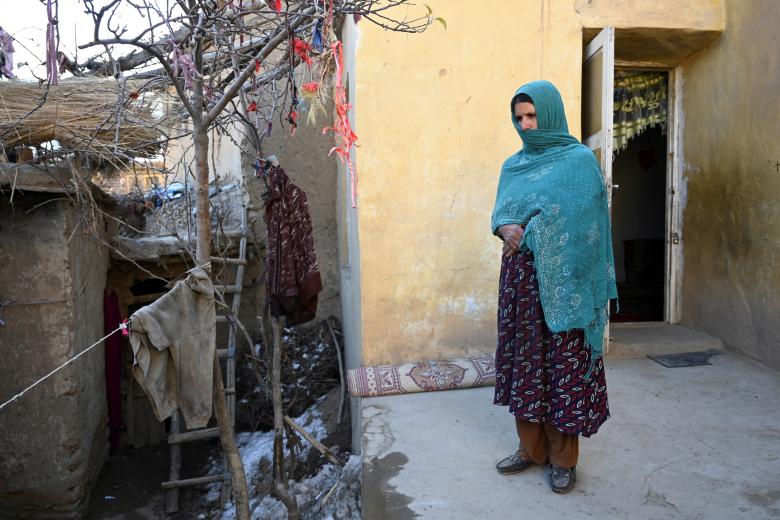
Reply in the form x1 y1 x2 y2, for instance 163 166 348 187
0 78 175 160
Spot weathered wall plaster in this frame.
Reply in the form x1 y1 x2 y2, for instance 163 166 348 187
680 0 780 370
0 194 109 519
351 0 583 366
165 121 245 186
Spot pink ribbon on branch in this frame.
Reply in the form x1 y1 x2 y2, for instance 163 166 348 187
45 0 59 85
322 41 358 207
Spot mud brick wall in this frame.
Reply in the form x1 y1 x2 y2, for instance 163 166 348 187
0 193 109 519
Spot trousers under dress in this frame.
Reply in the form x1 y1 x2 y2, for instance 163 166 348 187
494 250 610 466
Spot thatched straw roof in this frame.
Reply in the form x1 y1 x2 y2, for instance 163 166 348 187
0 79 176 162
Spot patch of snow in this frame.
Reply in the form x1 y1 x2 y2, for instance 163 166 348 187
204 427 274 503
204 406 328 504
221 455 362 519
220 495 286 520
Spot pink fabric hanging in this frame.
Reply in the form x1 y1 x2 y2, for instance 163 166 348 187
45 0 59 85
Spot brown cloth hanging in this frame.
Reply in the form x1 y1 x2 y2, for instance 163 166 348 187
265 164 322 326
128 267 216 430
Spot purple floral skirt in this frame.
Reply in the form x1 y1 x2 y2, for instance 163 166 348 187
494 250 610 437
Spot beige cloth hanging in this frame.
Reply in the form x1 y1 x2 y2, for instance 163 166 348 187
128 267 216 429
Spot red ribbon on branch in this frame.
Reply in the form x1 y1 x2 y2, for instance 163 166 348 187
292 38 312 65
322 41 358 207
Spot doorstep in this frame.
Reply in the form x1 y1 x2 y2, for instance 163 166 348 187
607 322 723 359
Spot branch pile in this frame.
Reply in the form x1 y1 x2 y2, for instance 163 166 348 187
0 78 176 163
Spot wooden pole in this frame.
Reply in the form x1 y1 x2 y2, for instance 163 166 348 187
271 315 300 519
165 412 181 513
327 321 346 424
284 415 343 467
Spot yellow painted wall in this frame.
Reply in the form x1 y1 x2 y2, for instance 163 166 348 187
349 0 726 366
680 0 780 370
353 0 582 366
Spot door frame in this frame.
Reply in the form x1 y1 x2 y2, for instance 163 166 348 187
665 67 683 324
611 62 684 324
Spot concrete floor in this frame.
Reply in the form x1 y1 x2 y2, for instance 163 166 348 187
361 352 780 519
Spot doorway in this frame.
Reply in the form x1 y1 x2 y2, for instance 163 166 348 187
610 116 667 321
609 69 670 321
582 27 682 331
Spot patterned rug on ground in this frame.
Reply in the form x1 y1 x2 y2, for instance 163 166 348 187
347 354 496 398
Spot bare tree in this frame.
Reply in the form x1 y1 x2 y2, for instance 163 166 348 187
3 1 436 517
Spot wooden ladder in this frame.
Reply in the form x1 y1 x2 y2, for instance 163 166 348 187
162 206 248 513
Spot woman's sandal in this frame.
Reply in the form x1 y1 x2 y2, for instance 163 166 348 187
495 450 534 474
550 465 576 493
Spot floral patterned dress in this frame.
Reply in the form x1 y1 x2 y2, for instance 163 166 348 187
494 251 610 437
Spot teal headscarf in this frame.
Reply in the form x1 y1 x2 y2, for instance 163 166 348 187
491 80 618 371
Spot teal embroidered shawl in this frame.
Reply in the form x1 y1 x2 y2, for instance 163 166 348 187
491 80 618 368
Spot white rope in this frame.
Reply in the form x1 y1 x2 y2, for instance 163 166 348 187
0 320 130 411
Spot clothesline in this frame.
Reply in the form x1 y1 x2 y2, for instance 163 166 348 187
0 319 130 411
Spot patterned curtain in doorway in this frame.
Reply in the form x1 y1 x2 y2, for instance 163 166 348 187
613 71 668 153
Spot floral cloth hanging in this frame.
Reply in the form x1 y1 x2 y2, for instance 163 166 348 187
613 71 668 153
264 164 322 326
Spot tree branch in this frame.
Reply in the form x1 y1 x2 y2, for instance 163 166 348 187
79 37 196 118
204 5 317 125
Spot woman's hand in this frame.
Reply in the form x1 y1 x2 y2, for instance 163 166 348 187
499 224 525 256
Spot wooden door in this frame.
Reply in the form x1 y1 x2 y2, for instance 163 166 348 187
582 26 615 352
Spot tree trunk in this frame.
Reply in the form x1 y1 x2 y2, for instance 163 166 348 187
271 315 299 519
193 125 251 520
193 129 212 268
213 356 250 518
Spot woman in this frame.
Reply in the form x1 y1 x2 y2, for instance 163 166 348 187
491 80 617 494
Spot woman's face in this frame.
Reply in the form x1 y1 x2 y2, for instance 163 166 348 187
514 101 538 131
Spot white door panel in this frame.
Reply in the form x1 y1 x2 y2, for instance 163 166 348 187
582 26 615 353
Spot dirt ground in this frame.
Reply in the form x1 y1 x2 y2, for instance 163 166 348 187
86 442 215 519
